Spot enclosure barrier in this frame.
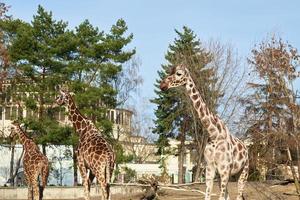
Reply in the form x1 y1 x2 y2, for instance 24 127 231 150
0 185 143 199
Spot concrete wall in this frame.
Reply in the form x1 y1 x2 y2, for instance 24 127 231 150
0 186 142 199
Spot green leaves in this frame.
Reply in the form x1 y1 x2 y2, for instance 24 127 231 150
1 5 135 147
152 26 216 153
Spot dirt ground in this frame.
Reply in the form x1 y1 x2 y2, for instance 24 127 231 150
110 182 299 200
49 182 298 200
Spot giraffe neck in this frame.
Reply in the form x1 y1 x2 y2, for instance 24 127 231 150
67 96 91 137
185 73 226 141
15 126 30 146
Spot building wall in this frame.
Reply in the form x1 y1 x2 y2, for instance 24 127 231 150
0 106 133 139
0 145 74 186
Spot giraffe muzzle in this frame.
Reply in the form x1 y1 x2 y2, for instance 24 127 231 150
160 80 168 91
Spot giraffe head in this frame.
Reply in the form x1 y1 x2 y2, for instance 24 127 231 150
56 88 71 105
160 64 188 91
10 121 20 139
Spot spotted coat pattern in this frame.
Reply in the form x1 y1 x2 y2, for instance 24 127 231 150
56 89 115 200
160 65 249 200
10 122 49 200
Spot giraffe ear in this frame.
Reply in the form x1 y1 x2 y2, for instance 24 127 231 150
69 92 75 96
11 120 18 126
19 123 25 128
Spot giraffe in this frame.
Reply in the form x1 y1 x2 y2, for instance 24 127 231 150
160 64 249 200
55 88 115 200
10 121 49 200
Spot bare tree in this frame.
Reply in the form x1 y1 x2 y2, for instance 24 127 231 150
51 147 72 186
123 98 156 163
245 35 300 194
114 56 143 107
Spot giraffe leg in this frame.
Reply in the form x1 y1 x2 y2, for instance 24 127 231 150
78 157 90 200
205 164 216 200
88 170 95 192
236 161 249 200
24 171 32 200
217 164 230 200
94 166 109 200
31 180 39 200
27 185 33 200
40 164 49 200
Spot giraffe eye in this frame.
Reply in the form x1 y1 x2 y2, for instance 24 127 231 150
176 72 182 76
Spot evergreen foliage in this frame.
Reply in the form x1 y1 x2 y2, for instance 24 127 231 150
152 26 216 153
0 5 135 161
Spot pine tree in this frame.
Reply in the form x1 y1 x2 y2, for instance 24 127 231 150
1 5 135 185
152 26 216 183
0 6 76 154
68 18 135 184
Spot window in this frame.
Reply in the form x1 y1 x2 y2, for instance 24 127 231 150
5 93 11 103
120 112 123 125
110 110 114 122
27 110 32 118
18 107 23 118
0 107 2 120
11 107 17 120
116 111 120 124
5 107 11 120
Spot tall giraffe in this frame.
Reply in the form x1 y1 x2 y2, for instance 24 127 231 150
160 65 249 200
56 88 115 200
10 121 49 200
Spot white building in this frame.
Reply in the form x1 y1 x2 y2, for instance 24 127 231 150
0 80 198 185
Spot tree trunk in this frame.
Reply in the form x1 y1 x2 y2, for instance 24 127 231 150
193 157 202 182
193 128 208 182
72 146 78 186
59 161 63 186
9 143 15 186
297 143 300 184
42 145 46 156
11 148 24 186
178 127 186 184
287 147 300 196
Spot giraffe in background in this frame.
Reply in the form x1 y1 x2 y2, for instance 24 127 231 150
10 121 49 200
160 65 249 200
56 88 115 200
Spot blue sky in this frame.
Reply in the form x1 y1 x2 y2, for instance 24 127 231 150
3 0 300 115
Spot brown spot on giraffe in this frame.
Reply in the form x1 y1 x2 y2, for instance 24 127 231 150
10 122 49 200
206 107 210 115
216 123 222 132
195 100 201 108
56 89 115 200
192 94 198 100
210 116 216 124
160 64 249 200
233 147 238 157
230 135 235 144
238 152 243 161
238 143 243 151
220 146 226 152
208 126 216 133
202 117 211 128
200 106 205 116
